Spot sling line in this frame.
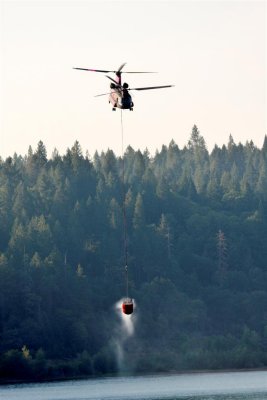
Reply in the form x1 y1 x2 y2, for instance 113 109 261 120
120 110 129 299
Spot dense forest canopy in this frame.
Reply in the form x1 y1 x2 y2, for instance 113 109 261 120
1 125 267 380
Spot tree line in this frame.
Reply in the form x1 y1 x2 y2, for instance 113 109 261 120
0 125 267 381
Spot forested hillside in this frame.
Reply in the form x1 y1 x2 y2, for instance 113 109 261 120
1 125 267 381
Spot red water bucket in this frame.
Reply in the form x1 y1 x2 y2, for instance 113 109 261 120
122 299 133 315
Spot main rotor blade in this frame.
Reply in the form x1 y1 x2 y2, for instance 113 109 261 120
105 75 124 89
116 63 156 73
94 84 174 97
118 62 127 73
123 71 157 74
94 92 112 97
73 67 113 73
105 75 120 85
129 85 174 91
73 67 156 74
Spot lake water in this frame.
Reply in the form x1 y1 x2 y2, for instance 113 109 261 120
1 370 267 400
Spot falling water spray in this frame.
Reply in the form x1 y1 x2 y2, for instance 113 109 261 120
113 298 136 372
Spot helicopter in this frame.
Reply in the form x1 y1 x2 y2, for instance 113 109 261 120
73 63 174 111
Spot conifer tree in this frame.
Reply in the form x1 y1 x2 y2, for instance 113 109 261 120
133 193 145 230
217 230 228 285
34 141 47 166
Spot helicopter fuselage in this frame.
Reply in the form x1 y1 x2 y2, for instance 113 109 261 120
109 87 134 111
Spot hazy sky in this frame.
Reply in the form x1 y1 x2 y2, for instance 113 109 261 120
1 0 266 158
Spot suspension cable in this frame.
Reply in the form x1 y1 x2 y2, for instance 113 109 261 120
120 110 129 299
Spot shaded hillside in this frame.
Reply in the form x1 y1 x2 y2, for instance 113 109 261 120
1 125 267 380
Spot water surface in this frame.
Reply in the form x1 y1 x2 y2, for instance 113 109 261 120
1 370 267 400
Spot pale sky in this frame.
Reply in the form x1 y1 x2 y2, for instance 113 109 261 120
1 0 266 159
